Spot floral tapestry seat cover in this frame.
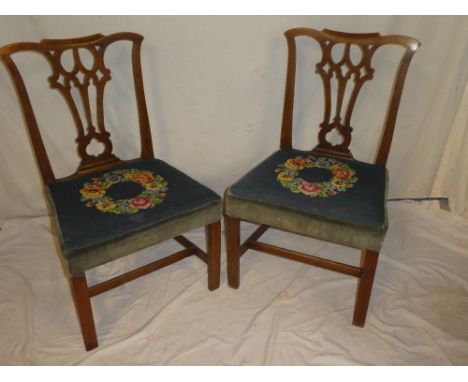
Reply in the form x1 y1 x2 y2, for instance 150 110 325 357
47 158 221 263
227 149 387 233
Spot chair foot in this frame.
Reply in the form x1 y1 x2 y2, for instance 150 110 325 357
352 249 379 327
225 215 240 289
206 221 221 291
70 274 98 351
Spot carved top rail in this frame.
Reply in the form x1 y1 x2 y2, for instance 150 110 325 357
0 32 153 184
280 28 420 166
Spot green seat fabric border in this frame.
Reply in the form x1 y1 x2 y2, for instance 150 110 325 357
224 191 387 252
50 200 221 276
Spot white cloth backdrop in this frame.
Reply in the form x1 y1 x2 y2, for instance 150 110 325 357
432 80 468 217
1 16 468 366
0 15 467 222
1 202 468 365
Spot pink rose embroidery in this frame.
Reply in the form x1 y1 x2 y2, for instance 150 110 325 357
128 196 153 210
80 169 168 214
275 155 357 198
298 181 321 196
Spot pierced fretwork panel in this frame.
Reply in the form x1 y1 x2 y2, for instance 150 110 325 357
279 28 421 161
1 32 152 184
44 41 119 172
314 39 379 157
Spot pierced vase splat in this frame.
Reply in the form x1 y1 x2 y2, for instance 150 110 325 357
280 28 420 164
0 32 153 184
314 39 378 157
44 37 119 172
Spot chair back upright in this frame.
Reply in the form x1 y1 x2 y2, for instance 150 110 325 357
280 28 420 166
0 32 154 184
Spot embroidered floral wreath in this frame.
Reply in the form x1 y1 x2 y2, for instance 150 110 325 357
275 155 358 197
80 169 168 214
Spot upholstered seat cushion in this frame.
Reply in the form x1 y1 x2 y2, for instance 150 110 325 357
225 149 388 251
47 158 221 276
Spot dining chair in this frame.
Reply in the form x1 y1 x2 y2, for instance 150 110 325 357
0 32 222 350
224 28 420 326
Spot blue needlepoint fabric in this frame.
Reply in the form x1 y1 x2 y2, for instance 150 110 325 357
47 158 221 255
229 149 387 232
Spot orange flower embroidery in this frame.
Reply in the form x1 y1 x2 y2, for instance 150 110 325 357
275 155 357 197
80 169 168 214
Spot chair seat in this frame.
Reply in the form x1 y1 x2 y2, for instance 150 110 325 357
47 158 221 275
225 149 388 251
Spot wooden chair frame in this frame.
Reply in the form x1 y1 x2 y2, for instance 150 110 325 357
225 28 420 327
0 32 221 350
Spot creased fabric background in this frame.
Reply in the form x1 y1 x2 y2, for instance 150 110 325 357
0 16 468 365
0 16 467 222
0 202 467 365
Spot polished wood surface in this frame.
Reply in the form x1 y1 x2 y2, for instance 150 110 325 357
240 224 269 256
225 216 240 289
174 235 209 264
280 28 420 164
206 221 221 291
249 240 363 278
0 32 154 183
0 33 221 351
227 27 420 327
88 248 194 298
70 274 98 351
353 250 379 326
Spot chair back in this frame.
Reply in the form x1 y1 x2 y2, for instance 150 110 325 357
280 28 420 165
0 32 153 184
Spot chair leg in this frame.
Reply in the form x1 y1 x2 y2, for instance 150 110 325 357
206 221 221 291
352 249 379 327
225 215 240 289
70 274 98 351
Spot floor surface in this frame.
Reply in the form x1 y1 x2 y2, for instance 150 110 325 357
1 201 467 365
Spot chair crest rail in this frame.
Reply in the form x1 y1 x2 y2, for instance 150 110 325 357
280 28 420 164
0 32 153 183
